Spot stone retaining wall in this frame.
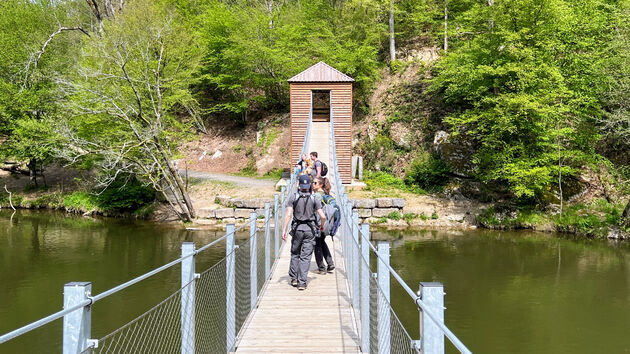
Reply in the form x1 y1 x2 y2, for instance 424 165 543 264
349 198 406 218
196 196 407 221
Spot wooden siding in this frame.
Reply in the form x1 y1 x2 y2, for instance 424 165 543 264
290 83 353 183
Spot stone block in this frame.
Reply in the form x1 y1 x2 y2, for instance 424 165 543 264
275 178 288 191
197 208 215 219
355 208 372 218
352 198 376 209
372 208 399 218
447 214 466 222
375 198 393 208
231 198 244 208
223 218 236 224
243 198 266 209
214 196 231 206
255 208 266 217
215 208 234 219
234 208 252 218
392 198 406 208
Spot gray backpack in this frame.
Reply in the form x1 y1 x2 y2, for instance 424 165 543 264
292 192 315 222
319 203 336 236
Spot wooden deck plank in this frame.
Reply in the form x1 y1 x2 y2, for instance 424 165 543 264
234 224 361 353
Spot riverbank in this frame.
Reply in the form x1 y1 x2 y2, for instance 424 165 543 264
3 166 628 239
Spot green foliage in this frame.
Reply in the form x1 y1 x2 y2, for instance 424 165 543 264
404 153 450 191
238 159 257 176
431 211 439 219
63 192 99 212
263 168 283 180
95 178 156 212
419 212 429 221
387 211 401 220
429 0 621 203
403 213 417 222
197 0 382 118
375 217 387 224
232 144 243 153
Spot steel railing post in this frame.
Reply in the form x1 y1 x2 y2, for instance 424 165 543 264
280 186 286 235
181 242 196 354
352 211 360 311
360 223 370 353
264 202 271 279
250 212 258 310
62 282 92 354
226 224 236 352
419 282 445 354
377 242 391 354
274 194 280 259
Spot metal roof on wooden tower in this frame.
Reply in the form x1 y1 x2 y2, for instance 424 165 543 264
289 62 354 184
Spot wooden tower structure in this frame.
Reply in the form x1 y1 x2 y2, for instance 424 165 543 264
288 61 354 183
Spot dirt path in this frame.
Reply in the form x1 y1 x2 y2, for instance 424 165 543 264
183 170 277 188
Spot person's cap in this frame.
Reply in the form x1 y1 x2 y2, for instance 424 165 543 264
298 175 311 189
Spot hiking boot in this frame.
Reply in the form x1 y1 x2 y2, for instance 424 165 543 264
290 279 298 287
327 265 335 272
297 285 306 291
314 269 326 275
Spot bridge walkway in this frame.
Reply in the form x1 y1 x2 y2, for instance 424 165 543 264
234 124 360 353
233 235 360 353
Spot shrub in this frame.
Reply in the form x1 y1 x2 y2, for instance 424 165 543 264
387 211 401 220
431 211 439 219
403 213 417 222
419 212 429 221
96 178 155 212
405 153 450 191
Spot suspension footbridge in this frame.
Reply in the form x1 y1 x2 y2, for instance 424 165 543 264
0 111 471 354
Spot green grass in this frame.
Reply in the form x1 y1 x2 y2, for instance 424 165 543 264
419 212 429 221
387 211 401 220
403 213 417 222
63 191 100 212
431 211 439 219
478 199 626 238
375 217 387 224
364 171 426 196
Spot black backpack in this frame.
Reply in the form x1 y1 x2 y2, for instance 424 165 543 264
320 162 328 177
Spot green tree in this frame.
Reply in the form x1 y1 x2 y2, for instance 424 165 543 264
58 0 200 221
429 0 617 203
0 0 83 186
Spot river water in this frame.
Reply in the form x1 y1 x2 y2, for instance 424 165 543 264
1 210 629 353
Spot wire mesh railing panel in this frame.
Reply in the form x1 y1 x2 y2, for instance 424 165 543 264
85 283 190 354
234 237 252 335
256 227 266 293
194 257 228 353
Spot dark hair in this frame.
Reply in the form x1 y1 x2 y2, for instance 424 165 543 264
310 151 318 158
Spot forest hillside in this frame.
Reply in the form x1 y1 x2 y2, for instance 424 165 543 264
1 0 629 234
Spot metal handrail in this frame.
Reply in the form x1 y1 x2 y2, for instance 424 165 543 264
328 111 472 354
0 220 253 345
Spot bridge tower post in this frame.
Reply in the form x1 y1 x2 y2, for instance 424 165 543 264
419 282 445 354
377 242 391 354
62 282 92 354
226 224 236 352
181 242 196 354
250 212 258 311
360 223 370 353
264 202 271 279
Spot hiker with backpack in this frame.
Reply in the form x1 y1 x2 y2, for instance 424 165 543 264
312 177 340 274
282 174 326 290
310 152 328 178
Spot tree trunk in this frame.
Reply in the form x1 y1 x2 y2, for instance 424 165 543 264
444 0 448 52
487 0 494 30
623 198 630 224
389 0 395 61
27 158 38 188
154 138 195 220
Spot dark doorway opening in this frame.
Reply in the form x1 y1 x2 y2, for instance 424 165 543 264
312 90 330 122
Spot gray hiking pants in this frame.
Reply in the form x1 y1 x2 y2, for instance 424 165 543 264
289 230 315 286
314 235 334 271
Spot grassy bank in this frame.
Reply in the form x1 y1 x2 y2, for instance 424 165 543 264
477 199 629 238
0 183 157 218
